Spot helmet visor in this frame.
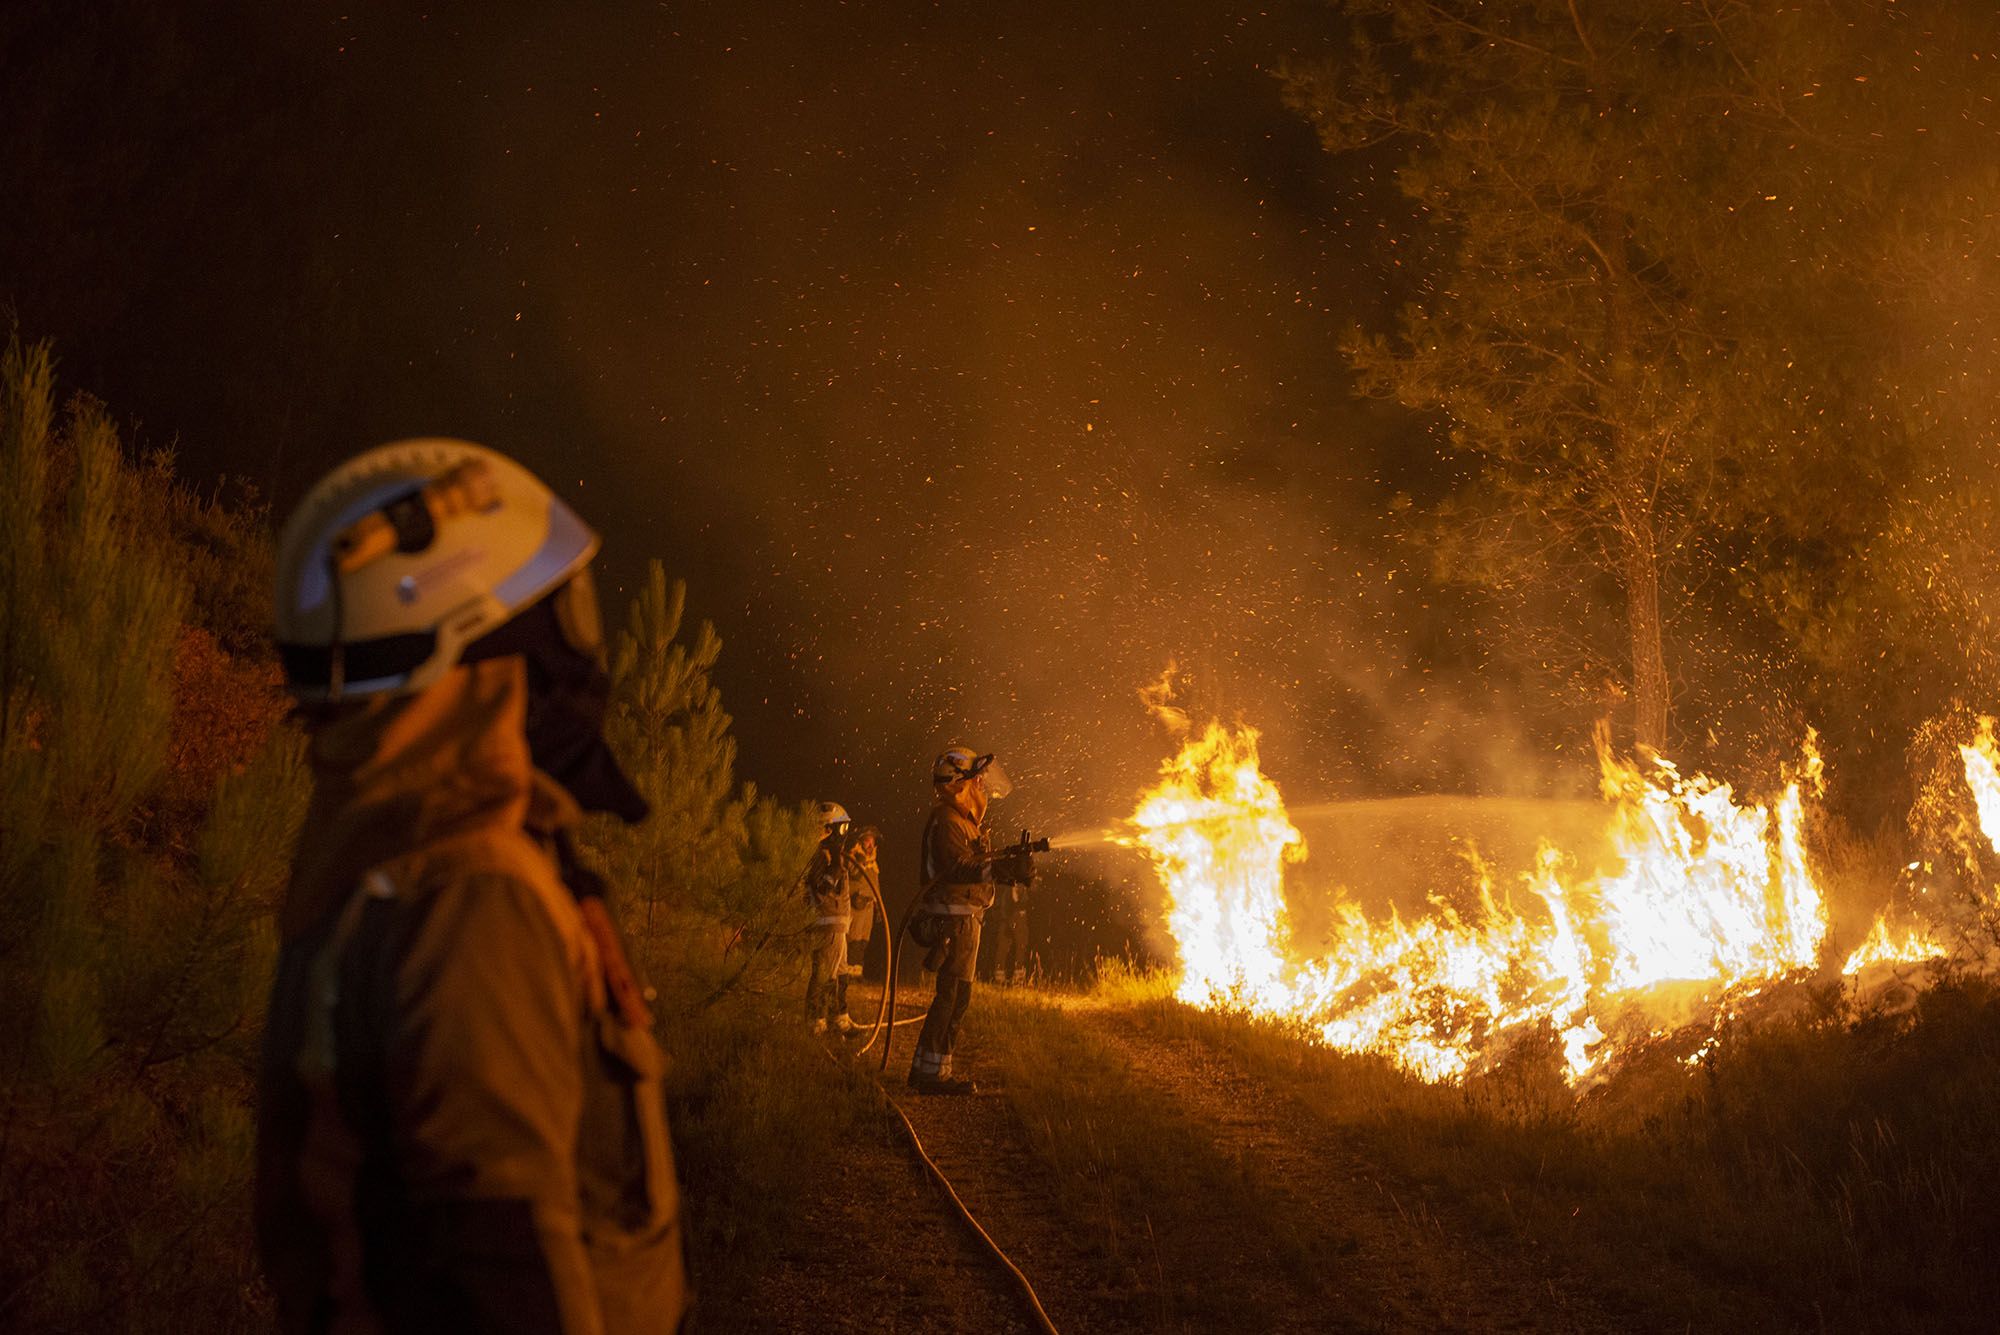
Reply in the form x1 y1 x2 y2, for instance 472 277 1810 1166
978 757 1012 800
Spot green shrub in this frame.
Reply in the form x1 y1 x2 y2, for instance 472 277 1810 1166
0 333 302 1332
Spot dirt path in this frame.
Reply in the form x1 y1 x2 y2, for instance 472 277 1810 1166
696 997 1035 1334
1060 1004 1624 1334
864 988 1616 1333
886 1062 1169 1334
753 988 1680 1333
861 991 1161 1334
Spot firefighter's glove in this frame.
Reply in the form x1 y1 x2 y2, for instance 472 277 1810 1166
993 850 1034 886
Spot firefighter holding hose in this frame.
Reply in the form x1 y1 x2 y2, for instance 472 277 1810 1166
803 802 859 1034
907 746 1032 1094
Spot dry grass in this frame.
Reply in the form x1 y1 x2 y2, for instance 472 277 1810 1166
1094 967 2000 1333
633 905 882 1314
968 988 1352 1332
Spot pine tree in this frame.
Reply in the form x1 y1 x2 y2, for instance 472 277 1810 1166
1283 1 1968 753
596 560 818 928
599 561 745 921
0 336 185 1085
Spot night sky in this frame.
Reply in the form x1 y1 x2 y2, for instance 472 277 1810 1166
4 2 1530 867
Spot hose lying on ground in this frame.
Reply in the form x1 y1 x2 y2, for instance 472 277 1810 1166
876 1081 1063 1335
817 1039 1062 1335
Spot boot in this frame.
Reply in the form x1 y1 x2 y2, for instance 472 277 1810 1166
833 1013 858 1034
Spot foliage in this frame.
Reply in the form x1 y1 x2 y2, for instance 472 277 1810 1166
1783 459 2000 821
1284 1 1996 761
591 558 820 934
630 899 877 1311
0 332 305 1332
598 562 745 913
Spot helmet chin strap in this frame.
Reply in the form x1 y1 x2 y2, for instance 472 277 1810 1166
325 553 348 703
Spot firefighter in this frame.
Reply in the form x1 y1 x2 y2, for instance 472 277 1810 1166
803 802 858 1034
256 439 686 1333
838 826 882 1017
908 746 1031 1094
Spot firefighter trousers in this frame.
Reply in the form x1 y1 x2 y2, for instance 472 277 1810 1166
912 915 978 1080
806 923 848 1024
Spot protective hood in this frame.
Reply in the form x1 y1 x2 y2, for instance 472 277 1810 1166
463 576 648 825
282 657 543 940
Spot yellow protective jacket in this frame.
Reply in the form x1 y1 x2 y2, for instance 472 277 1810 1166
843 847 879 942
801 836 850 926
255 659 685 1335
920 801 994 919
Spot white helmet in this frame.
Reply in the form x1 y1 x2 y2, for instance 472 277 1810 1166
275 439 598 701
816 801 852 834
931 745 1011 799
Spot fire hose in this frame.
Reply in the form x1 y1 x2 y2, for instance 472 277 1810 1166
852 864 927 1055
811 1035 1062 1335
840 830 1063 1328
873 892 923 1071
874 1079 1063 1335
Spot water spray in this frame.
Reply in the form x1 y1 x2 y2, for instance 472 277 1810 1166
1046 827 1123 851
1046 797 1397 857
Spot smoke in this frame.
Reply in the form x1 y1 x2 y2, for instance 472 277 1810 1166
488 0 1540 843
0 0 1608 878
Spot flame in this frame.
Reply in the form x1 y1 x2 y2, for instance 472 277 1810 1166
1840 918 1948 973
1959 718 2000 861
1128 723 1835 1084
1130 723 1301 1011
1830 716 2000 977
1127 714 2000 1084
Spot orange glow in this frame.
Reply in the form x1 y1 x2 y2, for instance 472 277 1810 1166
1125 719 2000 1085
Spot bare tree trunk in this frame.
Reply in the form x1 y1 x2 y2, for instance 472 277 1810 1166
1590 121 1670 754
1623 520 1670 753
